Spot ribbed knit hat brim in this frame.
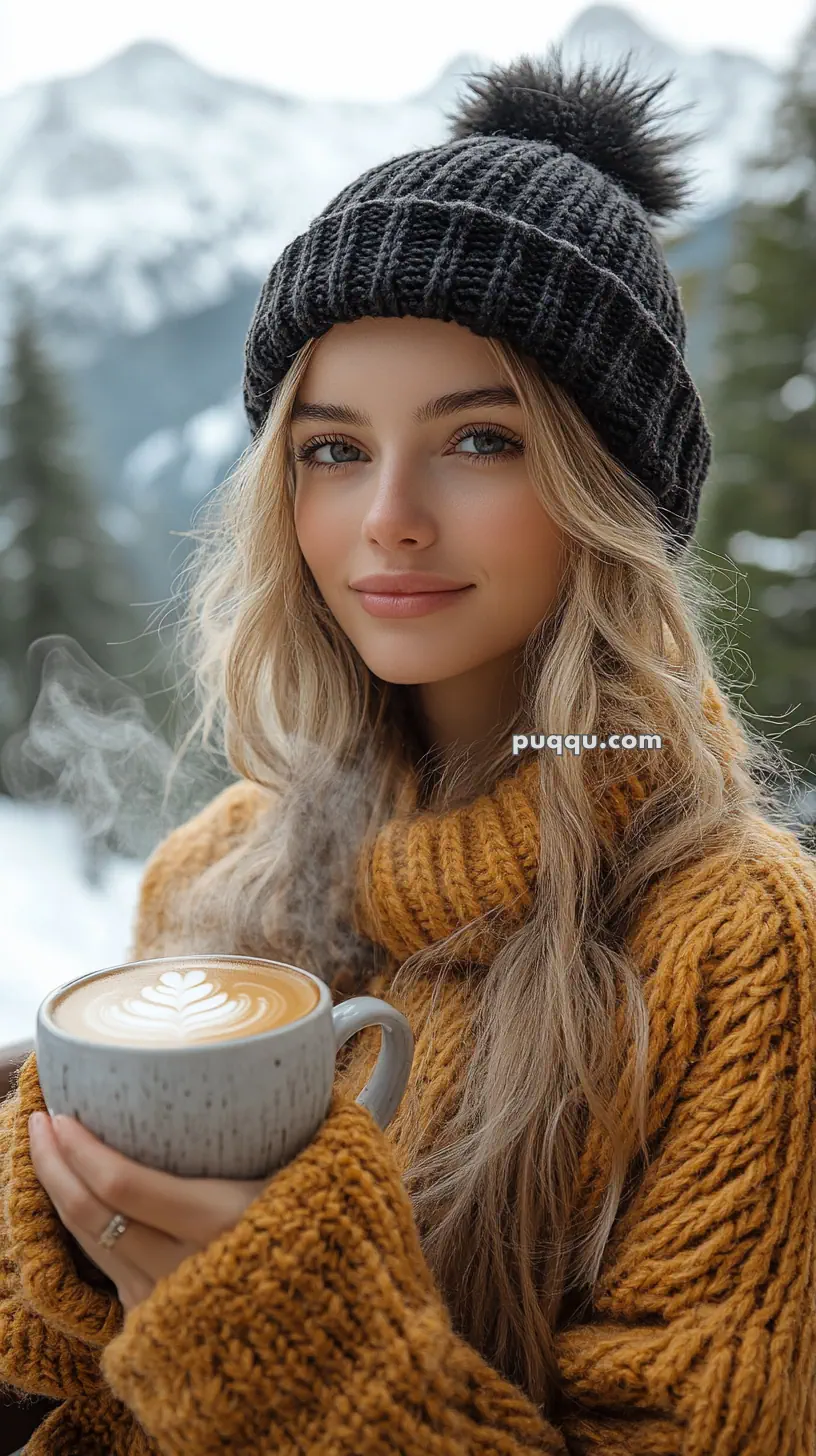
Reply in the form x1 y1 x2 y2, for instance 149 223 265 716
244 195 709 552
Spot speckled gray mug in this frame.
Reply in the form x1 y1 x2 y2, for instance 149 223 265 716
35 954 414 1179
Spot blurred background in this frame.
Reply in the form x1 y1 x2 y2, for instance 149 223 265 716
1 0 815 1043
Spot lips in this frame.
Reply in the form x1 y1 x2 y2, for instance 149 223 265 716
353 585 475 618
350 574 472 593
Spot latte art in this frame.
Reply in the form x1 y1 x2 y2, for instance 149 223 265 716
96 968 293 1041
51 959 320 1046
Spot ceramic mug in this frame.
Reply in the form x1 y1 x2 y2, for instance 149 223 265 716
35 955 414 1179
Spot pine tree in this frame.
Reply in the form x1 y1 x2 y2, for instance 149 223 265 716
0 297 162 799
698 12 816 791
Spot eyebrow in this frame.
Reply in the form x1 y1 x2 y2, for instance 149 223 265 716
290 386 520 427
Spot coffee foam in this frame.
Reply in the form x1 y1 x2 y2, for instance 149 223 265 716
50 960 320 1046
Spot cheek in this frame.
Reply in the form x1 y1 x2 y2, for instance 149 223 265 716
460 490 564 610
293 485 340 577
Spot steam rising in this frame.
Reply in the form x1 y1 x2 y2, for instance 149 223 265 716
0 634 391 995
0 635 223 860
164 729 393 995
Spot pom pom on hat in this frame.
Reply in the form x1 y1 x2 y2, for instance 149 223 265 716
445 45 703 223
243 39 713 548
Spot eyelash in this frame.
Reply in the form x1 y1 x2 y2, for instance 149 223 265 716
292 423 524 474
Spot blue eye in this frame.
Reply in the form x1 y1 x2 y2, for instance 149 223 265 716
292 425 524 474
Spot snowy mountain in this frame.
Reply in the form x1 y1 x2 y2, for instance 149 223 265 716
0 12 783 356
0 6 792 595
0 39 449 359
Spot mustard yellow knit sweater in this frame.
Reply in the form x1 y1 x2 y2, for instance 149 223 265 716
2 679 815 1455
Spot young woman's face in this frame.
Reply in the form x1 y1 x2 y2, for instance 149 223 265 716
291 315 564 700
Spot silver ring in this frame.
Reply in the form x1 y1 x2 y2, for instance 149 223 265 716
98 1212 129 1249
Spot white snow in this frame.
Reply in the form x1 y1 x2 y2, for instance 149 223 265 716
119 390 248 501
0 796 145 1048
122 428 181 502
180 398 248 496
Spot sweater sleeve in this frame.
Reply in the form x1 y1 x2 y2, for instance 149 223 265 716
0 1054 125 1408
548 850 816 1456
0 778 273 1412
100 1088 568 1454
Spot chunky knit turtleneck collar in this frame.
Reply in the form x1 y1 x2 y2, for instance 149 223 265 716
351 676 746 964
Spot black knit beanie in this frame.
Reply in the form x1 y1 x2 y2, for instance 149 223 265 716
243 46 710 553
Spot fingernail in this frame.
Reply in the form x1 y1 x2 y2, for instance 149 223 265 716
28 1113 44 1136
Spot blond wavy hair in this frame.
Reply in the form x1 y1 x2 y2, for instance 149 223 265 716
161 330 800 1416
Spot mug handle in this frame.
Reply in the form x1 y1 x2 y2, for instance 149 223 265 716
331 996 414 1130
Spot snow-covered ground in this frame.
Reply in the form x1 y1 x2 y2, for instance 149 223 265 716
1 796 145 1046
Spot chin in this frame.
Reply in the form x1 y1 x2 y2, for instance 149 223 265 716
354 650 459 687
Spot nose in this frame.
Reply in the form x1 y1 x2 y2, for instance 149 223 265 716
360 458 437 551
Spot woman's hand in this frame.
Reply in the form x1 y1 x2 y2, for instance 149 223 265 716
27 1111 273 1316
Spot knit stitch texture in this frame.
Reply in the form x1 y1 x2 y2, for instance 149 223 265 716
1 678 815 1454
243 53 713 552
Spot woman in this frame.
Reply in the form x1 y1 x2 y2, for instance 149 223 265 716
2 48 815 1456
